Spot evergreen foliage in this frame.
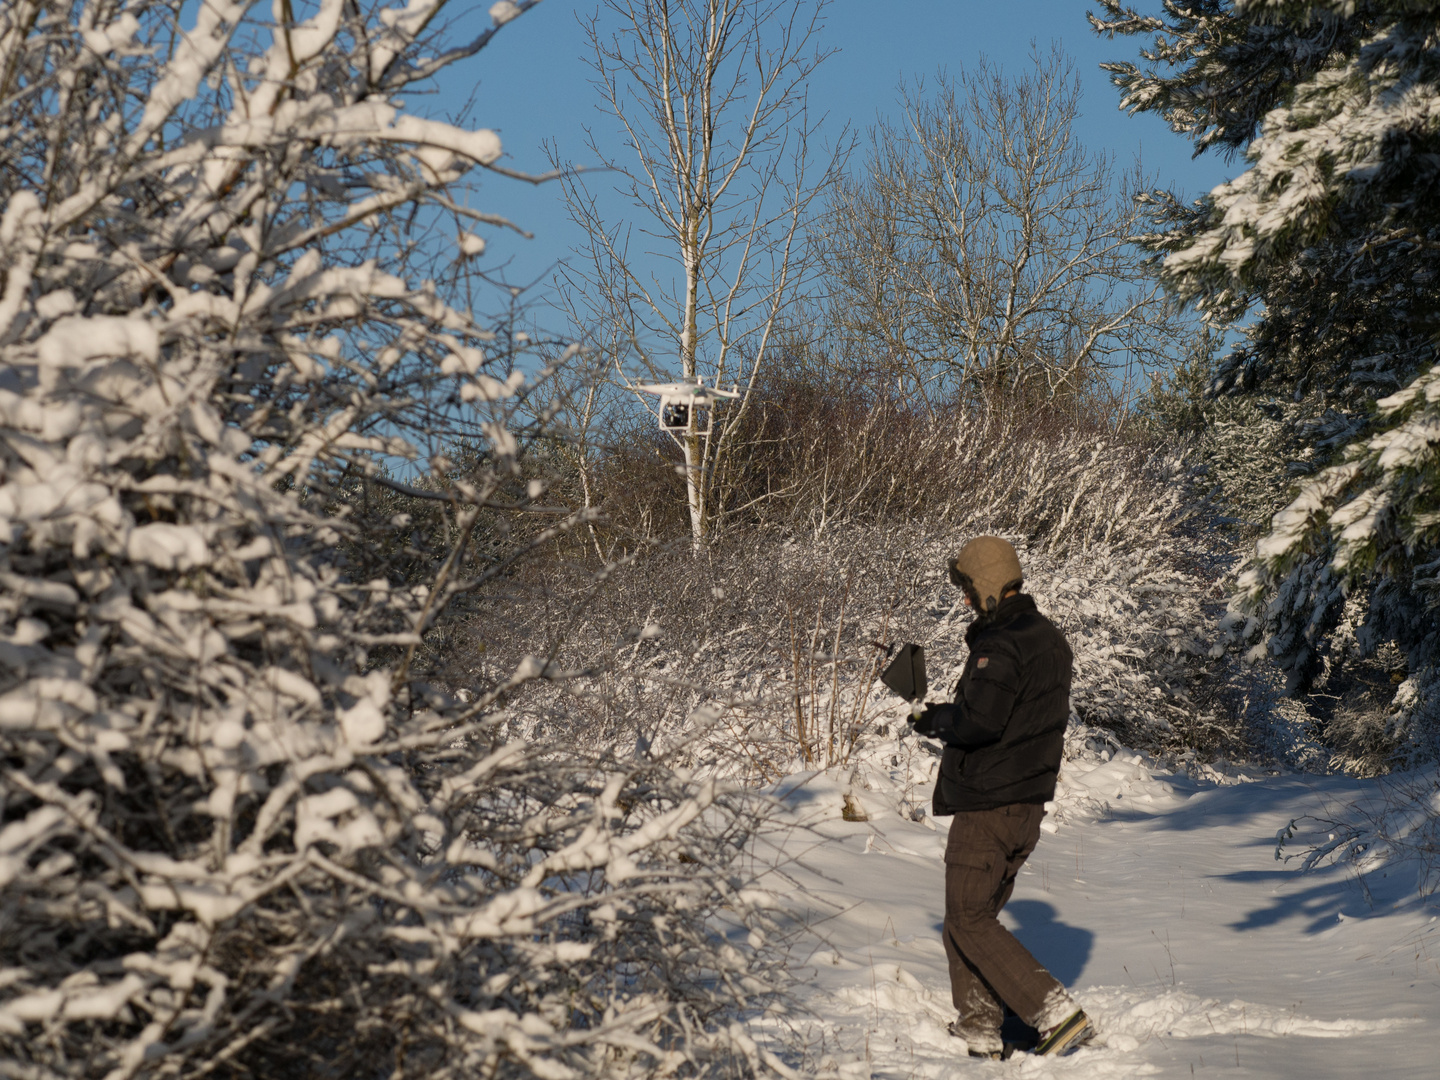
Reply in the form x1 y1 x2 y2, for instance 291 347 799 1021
1094 0 1440 764
1133 333 1304 535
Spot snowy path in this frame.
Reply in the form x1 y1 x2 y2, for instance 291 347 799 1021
755 743 1440 1079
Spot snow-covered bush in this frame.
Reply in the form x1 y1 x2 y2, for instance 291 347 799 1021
0 3 794 1076
469 403 1270 772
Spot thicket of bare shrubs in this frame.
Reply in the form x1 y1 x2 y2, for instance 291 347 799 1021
583 367 1160 540
453 369 1267 781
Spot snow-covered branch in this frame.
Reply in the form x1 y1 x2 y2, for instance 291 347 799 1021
0 3 793 1075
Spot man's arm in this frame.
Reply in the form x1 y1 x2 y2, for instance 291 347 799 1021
914 645 1020 749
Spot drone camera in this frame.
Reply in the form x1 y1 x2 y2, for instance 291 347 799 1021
660 401 691 431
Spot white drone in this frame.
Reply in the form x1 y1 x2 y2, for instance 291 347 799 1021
636 379 740 433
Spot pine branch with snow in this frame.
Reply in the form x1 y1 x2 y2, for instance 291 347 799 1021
1097 0 1440 762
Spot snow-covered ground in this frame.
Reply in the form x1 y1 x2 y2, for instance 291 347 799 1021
753 729 1440 1079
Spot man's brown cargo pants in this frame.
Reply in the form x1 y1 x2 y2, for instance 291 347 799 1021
943 803 1066 1038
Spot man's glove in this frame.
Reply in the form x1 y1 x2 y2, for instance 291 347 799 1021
909 703 953 739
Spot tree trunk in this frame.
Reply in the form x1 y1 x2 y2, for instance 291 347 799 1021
682 204 707 549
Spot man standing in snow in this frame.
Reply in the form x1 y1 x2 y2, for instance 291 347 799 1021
911 536 1093 1059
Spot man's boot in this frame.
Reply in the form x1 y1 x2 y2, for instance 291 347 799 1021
947 1020 1004 1059
1033 1009 1095 1056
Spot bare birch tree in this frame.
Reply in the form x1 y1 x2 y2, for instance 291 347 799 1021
557 0 834 547
818 46 1186 417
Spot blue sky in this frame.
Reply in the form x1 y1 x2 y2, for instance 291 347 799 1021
439 0 1237 318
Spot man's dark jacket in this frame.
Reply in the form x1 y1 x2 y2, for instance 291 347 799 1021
928 593 1073 815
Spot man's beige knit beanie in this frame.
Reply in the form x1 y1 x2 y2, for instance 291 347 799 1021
949 536 1023 613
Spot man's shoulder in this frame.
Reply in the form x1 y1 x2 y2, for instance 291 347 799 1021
978 598 1068 651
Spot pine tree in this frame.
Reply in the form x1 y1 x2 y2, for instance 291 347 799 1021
1093 0 1440 764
